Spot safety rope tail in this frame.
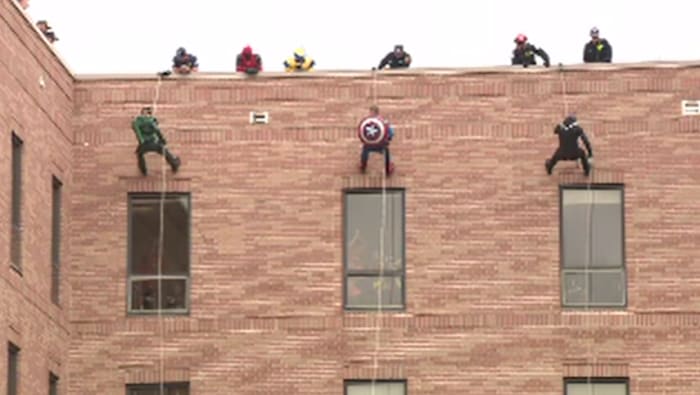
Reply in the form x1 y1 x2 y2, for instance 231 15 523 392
152 74 166 395
370 69 385 395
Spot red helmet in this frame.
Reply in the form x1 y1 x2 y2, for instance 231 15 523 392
515 34 527 44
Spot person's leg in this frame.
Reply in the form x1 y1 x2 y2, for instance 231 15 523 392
577 149 591 176
360 145 371 172
384 146 394 175
161 145 181 172
545 149 562 175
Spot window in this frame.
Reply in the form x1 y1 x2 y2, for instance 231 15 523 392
345 380 406 395
49 372 59 395
10 133 23 270
561 186 626 307
344 189 405 310
126 383 189 395
51 176 62 304
7 343 19 395
128 193 190 314
565 378 628 395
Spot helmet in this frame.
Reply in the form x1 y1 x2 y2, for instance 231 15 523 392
514 34 527 44
590 27 600 37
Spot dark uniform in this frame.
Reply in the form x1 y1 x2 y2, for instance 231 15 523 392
377 45 412 70
512 34 550 67
545 116 593 176
583 27 612 63
132 108 181 176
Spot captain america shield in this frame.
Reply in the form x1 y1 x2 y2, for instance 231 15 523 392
358 116 389 147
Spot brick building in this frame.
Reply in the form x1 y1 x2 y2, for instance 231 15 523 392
2 1 700 394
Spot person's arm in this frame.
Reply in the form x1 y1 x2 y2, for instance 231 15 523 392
602 40 612 62
535 47 550 67
150 118 167 145
404 53 412 67
256 55 263 71
236 54 244 72
132 118 145 144
580 129 593 157
583 43 593 63
378 53 392 69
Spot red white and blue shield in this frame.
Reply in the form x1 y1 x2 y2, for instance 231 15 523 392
358 116 390 147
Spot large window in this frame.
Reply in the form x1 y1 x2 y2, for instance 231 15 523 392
128 193 190 314
345 380 406 395
561 186 626 307
126 383 189 395
344 189 405 310
7 343 19 395
565 378 628 395
51 176 62 305
10 133 23 270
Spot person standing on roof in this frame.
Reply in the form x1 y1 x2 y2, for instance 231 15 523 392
512 34 550 68
583 27 613 63
545 115 593 177
284 48 315 72
377 45 412 70
172 47 199 75
237 45 263 75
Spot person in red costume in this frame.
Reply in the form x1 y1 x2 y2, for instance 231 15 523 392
236 45 263 75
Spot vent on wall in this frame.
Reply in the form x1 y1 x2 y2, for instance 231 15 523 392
249 112 270 124
681 100 700 115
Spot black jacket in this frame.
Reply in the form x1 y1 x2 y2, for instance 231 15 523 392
555 122 593 157
512 43 550 67
583 39 612 63
378 52 412 69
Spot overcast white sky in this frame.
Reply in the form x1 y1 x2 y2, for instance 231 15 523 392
24 0 700 74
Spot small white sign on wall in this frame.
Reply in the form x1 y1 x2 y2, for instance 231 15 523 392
681 100 700 115
249 112 270 124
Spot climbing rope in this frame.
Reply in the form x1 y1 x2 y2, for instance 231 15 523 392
370 68 388 395
150 73 167 395
559 64 595 395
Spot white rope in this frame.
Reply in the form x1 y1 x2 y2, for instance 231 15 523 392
151 74 167 395
561 63 595 395
370 69 388 395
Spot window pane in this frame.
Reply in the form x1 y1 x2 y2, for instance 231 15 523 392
563 271 587 306
49 373 58 395
562 189 623 269
346 276 403 309
130 195 189 275
130 279 187 311
11 133 23 268
52 176 62 304
567 382 627 395
345 191 404 273
347 382 406 395
7 343 19 395
591 270 625 305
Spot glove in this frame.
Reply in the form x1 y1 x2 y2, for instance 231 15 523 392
587 157 594 166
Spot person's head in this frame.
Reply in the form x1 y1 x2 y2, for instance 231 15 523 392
563 114 577 127
294 48 306 62
242 45 253 58
18 0 30 10
514 34 527 47
590 27 600 42
369 105 379 116
36 20 48 32
141 106 153 116
394 45 404 57
176 47 187 57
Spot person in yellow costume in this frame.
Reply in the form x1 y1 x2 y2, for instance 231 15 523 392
284 48 315 72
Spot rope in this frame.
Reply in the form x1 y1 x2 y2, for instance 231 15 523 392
150 74 167 395
370 69 388 395
560 63 595 395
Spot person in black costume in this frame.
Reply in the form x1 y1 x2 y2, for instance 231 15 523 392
545 115 593 176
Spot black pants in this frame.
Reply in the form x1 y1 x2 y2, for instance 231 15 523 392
361 145 391 171
547 148 590 175
136 142 179 175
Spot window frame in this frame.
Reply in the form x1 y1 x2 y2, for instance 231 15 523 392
10 132 23 272
344 379 408 395
125 382 190 395
51 176 63 305
127 192 192 316
559 184 627 309
7 343 20 395
342 188 406 311
49 372 59 395
564 377 629 395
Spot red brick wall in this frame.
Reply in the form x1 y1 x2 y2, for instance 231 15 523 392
0 1 73 394
67 64 700 394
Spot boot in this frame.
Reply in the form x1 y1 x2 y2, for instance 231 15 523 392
386 162 395 176
359 161 367 173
